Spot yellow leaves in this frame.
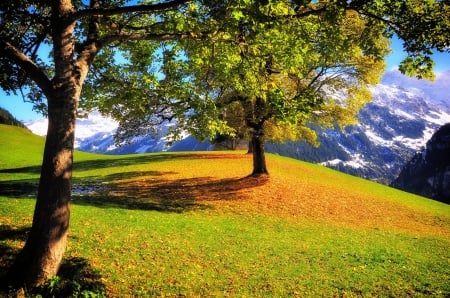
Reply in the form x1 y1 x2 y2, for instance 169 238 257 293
264 120 318 146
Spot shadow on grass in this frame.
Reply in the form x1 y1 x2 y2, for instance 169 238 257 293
72 153 227 172
0 165 41 174
0 226 30 281
1 152 268 213
0 225 106 296
0 180 39 198
0 153 186 175
73 175 269 213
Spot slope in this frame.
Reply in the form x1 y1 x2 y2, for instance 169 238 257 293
0 124 44 169
0 125 449 296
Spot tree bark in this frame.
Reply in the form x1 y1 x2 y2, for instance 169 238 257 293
2 1 83 289
4 89 76 288
242 96 269 175
250 127 269 176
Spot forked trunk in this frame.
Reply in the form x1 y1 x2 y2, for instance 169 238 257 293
4 88 77 288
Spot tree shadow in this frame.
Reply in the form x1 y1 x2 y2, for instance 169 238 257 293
0 165 41 174
73 174 269 213
35 257 107 297
0 180 39 198
0 153 189 175
73 152 248 171
0 226 30 281
1 152 268 213
0 225 106 296
72 153 207 172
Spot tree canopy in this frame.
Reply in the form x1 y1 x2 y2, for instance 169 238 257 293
0 0 449 291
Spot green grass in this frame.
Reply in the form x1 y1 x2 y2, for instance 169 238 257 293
0 124 44 169
1 125 449 297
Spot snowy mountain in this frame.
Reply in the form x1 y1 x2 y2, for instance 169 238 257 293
267 70 450 183
25 70 450 184
25 112 210 154
26 112 119 152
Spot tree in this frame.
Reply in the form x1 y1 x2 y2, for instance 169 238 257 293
181 0 450 175
0 0 195 289
97 1 449 176
112 4 388 175
0 0 448 290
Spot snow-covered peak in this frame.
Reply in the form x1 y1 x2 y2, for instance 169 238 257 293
74 112 118 140
25 118 48 136
25 112 119 149
381 69 450 108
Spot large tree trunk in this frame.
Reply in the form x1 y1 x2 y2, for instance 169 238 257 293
2 1 84 289
4 90 76 288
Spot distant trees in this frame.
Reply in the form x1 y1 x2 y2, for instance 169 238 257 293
0 0 449 291
0 107 28 128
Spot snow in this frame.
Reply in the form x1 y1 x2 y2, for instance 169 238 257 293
392 109 416 120
25 111 118 150
25 118 48 136
135 145 152 154
365 128 393 147
392 135 426 150
424 111 450 125
321 159 342 166
320 154 367 169
75 112 118 141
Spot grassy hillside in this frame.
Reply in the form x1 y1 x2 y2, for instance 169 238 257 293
0 124 44 169
0 125 449 297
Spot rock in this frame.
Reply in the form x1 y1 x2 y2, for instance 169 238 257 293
391 123 450 204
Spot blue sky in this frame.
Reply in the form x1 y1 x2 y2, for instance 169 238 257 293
1 38 449 122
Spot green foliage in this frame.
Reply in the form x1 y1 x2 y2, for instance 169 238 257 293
179 5 389 147
1 0 448 127
70 0 448 151
358 0 450 80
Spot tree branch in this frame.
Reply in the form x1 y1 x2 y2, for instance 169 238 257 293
71 0 189 21
99 31 200 45
0 41 52 97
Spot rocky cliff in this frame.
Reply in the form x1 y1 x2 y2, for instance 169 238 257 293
391 123 450 204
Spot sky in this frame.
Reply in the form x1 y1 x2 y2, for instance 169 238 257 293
1 37 449 122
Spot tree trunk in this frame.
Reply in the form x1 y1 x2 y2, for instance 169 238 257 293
4 87 77 288
2 2 83 289
251 128 269 176
245 96 268 175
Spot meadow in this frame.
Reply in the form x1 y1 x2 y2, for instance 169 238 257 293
0 124 449 297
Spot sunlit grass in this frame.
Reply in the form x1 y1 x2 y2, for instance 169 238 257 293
0 125 449 296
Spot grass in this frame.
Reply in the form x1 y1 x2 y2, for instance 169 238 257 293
0 125 449 297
